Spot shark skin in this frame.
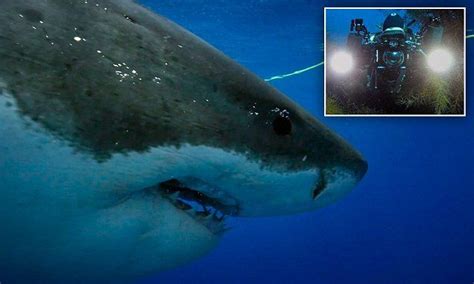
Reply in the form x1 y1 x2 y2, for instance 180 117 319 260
0 0 367 282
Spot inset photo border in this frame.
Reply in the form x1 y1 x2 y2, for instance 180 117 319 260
324 7 466 117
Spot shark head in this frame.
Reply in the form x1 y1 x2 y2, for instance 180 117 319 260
149 76 368 217
0 0 367 281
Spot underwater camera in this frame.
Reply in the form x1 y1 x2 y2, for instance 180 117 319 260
329 13 453 94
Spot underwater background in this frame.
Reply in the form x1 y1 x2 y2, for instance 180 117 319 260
136 0 473 283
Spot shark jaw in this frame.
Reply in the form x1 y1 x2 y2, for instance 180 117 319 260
149 165 362 218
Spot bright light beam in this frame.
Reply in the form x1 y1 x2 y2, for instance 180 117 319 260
427 49 454 73
329 51 353 74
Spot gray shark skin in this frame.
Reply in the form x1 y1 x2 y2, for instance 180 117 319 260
0 0 367 282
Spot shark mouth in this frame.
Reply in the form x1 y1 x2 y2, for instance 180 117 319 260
155 179 240 235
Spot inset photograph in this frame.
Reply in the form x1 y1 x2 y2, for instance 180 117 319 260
324 8 466 116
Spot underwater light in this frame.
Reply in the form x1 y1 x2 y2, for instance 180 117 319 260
330 51 353 74
427 48 454 73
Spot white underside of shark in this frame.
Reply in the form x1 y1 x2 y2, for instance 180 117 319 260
0 83 358 280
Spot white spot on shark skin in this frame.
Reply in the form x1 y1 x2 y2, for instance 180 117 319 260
73 36 82 42
153 77 162 85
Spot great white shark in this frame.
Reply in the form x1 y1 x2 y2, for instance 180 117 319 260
0 0 367 282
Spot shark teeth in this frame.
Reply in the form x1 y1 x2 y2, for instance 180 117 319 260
175 199 192 211
156 178 237 235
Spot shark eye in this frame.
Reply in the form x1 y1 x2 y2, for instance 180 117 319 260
272 116 292 136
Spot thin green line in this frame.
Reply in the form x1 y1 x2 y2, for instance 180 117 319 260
265 34 473 82
265 61 324 82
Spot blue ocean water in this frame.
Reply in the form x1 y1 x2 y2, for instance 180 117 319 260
327 9 410 45
137 1 473 283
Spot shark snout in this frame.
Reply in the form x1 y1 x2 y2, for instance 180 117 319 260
350 157 368 182
326 131 368 183
333 142 368 187
310 159 367 207
306 124 368 205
